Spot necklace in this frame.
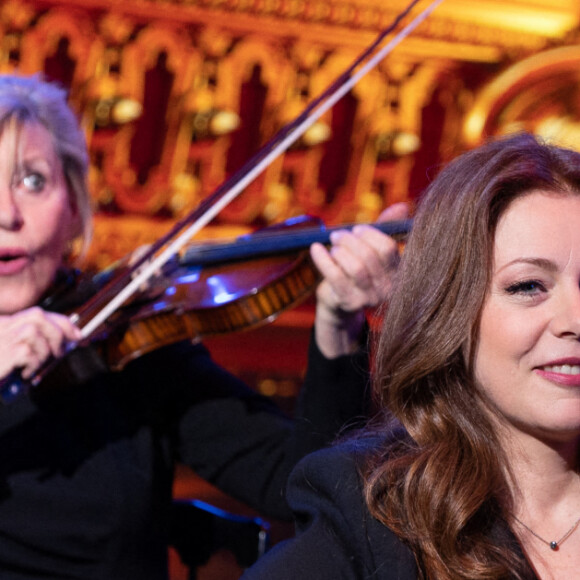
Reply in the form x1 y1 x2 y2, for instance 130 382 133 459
513 513 580 551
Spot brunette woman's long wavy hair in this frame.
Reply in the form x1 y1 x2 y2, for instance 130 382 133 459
364 133 580 579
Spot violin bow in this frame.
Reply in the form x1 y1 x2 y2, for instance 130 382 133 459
73 0 444 341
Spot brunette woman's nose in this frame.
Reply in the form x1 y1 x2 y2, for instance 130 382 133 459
551 286 580 339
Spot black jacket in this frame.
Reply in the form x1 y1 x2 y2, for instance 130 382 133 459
0 334 370 579
241 441 418 580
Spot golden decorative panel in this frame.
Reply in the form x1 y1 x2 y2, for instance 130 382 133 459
464 45 580 150
0 0 579 270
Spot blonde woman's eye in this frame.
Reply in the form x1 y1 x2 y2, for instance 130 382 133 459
22 172 46 192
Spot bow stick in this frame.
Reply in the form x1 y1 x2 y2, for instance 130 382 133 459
74 0 445 340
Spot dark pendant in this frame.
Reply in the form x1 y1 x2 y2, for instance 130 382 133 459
550 541 558 550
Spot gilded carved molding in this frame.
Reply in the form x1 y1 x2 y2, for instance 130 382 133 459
26 0 572 55
464 45 580 149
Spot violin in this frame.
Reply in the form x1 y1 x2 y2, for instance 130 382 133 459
88 215 412 371
40 215 411 370
0 0 441 403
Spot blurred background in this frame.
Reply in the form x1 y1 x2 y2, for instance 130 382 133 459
2 0 580 576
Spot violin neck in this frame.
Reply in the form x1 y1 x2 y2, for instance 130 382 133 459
181 218 412 267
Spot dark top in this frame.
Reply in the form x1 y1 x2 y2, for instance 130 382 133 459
241 439 539 580
241 441 417 580
0 333 370 580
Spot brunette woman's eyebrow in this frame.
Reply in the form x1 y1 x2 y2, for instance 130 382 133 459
497 257 557 274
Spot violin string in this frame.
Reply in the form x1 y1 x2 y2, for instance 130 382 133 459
76 0 445 340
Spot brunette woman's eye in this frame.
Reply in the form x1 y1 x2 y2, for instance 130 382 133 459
505 280 546 295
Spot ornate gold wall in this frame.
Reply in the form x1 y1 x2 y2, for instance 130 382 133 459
2 0 579 271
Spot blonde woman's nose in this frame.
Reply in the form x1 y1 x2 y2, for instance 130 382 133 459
0 187 22 230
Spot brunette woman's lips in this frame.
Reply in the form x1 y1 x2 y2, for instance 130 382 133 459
0 250 30 275
535 360 580 387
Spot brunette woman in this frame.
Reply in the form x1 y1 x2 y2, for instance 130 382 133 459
242 132 580 579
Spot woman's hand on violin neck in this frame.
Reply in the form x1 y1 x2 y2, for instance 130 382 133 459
0 307 81 381
310 202 409 359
